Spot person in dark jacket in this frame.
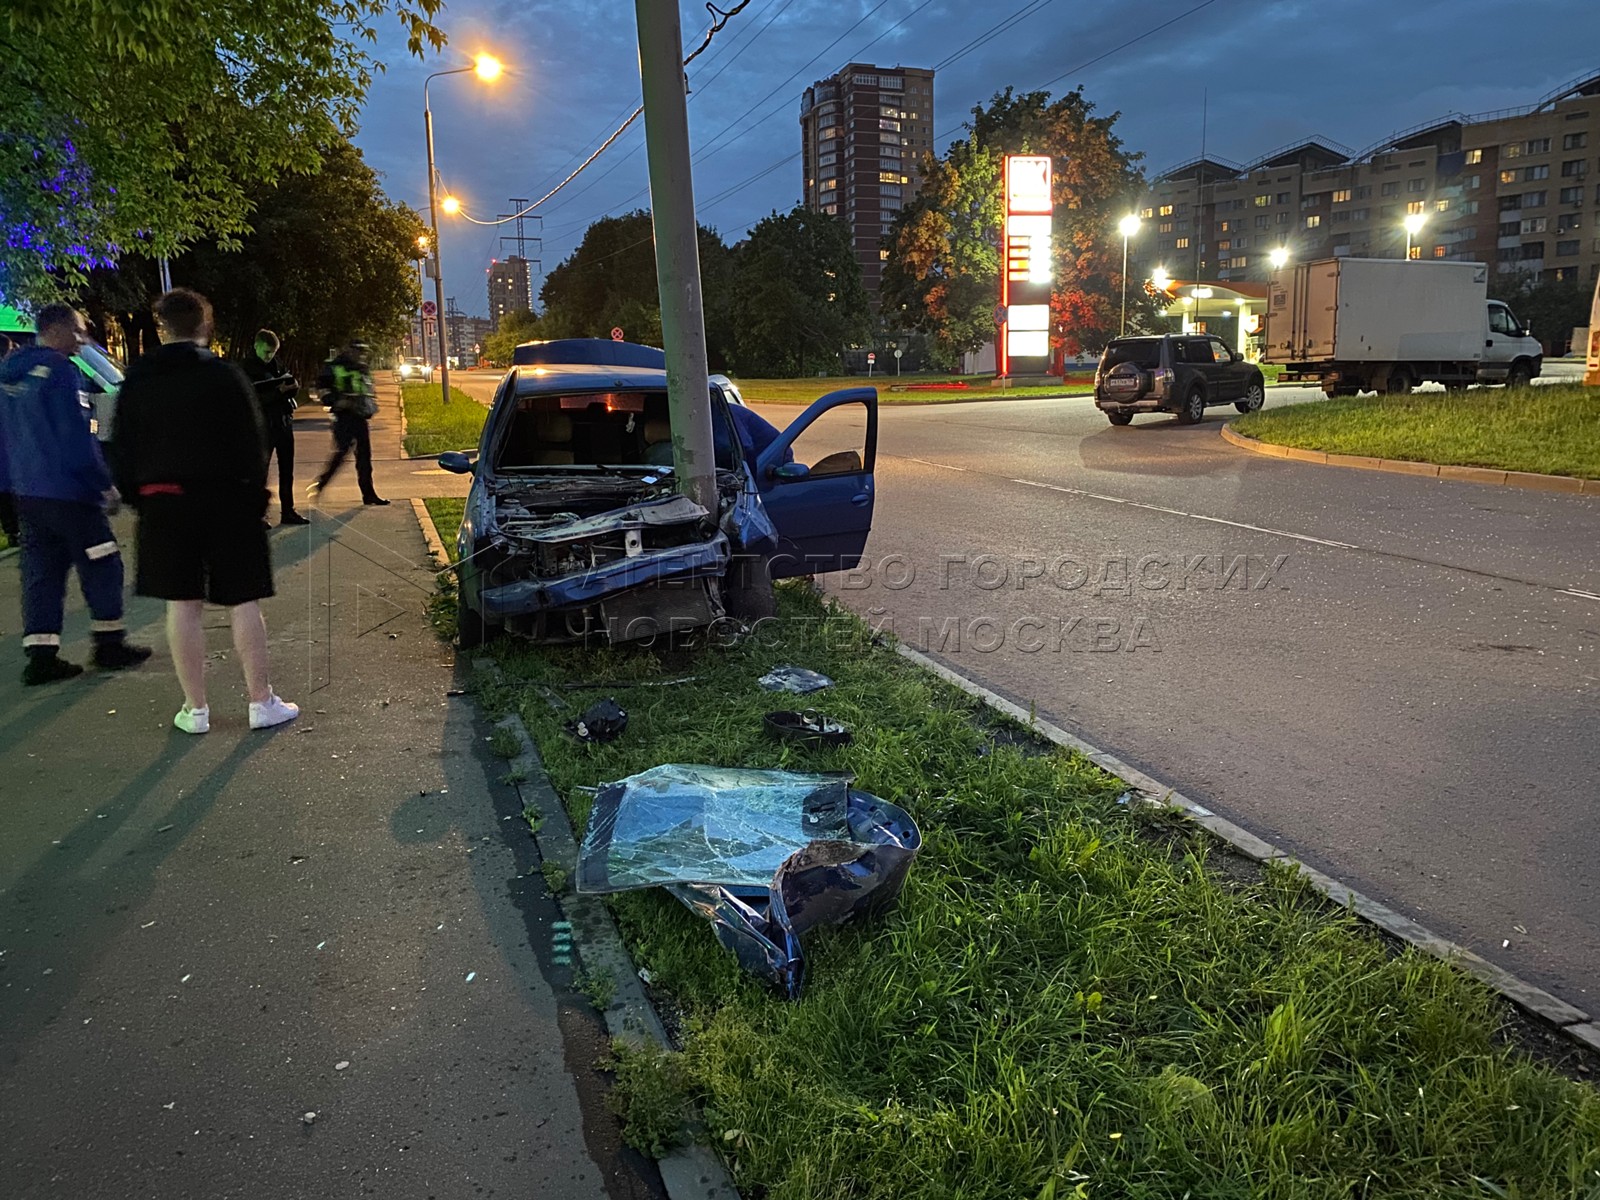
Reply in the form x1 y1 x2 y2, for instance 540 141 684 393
112 288 298 734
0 332 17 546
0 304 150 685
240 328 309 525
307 340 387 506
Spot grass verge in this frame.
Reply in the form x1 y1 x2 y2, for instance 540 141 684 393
1234 383 1600 479
467 586 1599 1198
400 381 489 457
739 364 1281 406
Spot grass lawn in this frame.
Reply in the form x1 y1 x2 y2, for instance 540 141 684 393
739 373 1095 405
425 497 465 558
400 381 488 457
437 579 1600 1198
1234 383 1600 479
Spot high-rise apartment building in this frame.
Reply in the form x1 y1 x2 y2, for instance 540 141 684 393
800 63 935 296
1138 71 1600 293
488 256 534 331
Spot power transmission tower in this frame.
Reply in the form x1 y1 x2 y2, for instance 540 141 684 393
498 198 542 310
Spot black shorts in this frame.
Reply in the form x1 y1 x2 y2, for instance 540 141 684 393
135 491 275 605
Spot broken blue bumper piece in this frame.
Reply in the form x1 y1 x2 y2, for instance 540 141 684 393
575 765 921 998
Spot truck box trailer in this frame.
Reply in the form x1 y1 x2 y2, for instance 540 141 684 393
1264 258 1542 396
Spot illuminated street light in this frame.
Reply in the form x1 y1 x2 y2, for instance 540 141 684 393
1117 214 1141 336
1403 212 1427 261
442 195 461 215
1152 266 1170 291
1270 246 1289 270
425 56 504 403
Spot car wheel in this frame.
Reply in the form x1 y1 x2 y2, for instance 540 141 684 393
1106 411 1134 426
1177 386 1206 424
724 552 777 622
1235 379 1265 414
456 580 500 650
1385 368 1413 396
1505 361 1533 389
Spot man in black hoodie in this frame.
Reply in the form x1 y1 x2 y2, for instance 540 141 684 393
112 289 298 735
239 328 309 525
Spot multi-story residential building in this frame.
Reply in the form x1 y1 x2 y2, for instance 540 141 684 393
800 62 935 296
1139 71 1600 289
488 256 535 331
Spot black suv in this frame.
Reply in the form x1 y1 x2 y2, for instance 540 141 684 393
1094 334 1266 426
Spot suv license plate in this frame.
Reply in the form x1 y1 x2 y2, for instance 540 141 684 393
1104 376 1139 392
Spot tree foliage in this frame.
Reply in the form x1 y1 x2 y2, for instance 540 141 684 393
483 309 544 367
729 207 871 376
882 87 1150 370
0 0 444 302
81 140 426 383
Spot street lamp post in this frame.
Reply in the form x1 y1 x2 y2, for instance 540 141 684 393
424 54 501 403
1118 214 1141 336
1403 212 1427 261
1270 246 1289 271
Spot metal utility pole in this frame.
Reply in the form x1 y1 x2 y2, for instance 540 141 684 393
424 100 451 404
634 0 716 512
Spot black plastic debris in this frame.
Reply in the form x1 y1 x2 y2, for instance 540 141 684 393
758 665 833 694
576 766 920 998
763 710 853 749
566 698 628 744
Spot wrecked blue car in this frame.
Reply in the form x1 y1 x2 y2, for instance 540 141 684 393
439 339 878 645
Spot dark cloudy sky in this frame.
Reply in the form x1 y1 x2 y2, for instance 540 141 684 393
353 0 1598 319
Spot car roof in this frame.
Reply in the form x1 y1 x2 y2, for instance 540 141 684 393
510 362 669 395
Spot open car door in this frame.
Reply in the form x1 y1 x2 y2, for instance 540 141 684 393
755 387 877 578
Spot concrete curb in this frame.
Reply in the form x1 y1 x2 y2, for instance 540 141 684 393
1221 422 1600 495
410 502 738 1200
898 645 1599 1049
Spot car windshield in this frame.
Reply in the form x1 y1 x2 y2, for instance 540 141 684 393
497 388 740 473
405 357 425 366
1100 339 1164 369
75 342 125 388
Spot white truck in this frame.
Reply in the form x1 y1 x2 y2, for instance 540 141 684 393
1264 258 1543 397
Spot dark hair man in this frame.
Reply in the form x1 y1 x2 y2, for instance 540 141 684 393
0 303 150 684
240 328 309 525
112 289 297 733
308 339 388 507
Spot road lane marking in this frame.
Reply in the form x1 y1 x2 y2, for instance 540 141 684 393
885 454 1594 601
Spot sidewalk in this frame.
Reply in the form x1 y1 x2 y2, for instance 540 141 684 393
0 424 656 1197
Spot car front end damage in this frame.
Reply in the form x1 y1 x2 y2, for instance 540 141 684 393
466 471 770 644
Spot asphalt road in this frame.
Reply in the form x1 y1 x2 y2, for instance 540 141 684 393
751 379 1600 1010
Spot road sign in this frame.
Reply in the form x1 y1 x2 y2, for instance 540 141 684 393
421 300 437 318
611 327 624 342
992 304 1006 328
893 348 903 358
867 352 876 364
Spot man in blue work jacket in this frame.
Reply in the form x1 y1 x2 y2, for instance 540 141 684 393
0 304 151 685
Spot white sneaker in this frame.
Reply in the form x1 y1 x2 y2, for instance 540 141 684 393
249 693 300 730
174 705 210 735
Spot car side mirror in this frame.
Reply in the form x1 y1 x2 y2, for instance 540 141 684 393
439 450 475 475
770 461 810 482
1520 327 1532 339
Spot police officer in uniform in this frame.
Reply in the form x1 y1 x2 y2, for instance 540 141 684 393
307 340 387 506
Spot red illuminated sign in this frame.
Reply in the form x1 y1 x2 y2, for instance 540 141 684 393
1000 155 1055 375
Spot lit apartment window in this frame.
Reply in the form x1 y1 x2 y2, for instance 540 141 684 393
1433 245 1446 258
878 171 900 183
1218 220 1231 232
1465 149 1484 164
1332 189 1352 203
1503 142 1522 159
1218 239 1231 251
1233 256 1248 268
1175 237 1190 249
1159 204 1174 216
1406 200 1426 215
1159 221 1174 234
1254 195 1270 207
1140 207 1154 218
1435 198 1450 212
879 249 889 261
1499 169 1518 184
1524 164 1550 181
1563 132 1588 150
1305 214 1322 228
1408 245 1421 259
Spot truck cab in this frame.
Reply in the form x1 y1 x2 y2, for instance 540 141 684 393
1480 300 1543 388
